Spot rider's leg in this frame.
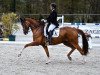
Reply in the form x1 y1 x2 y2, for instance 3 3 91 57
46 24 49 36
48 24 56 44
48 30 53 44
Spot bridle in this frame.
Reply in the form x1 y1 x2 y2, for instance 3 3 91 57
24 20 42 34
20 18 44 35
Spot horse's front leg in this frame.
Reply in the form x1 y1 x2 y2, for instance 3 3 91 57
42 45 51 64
18 41 39 57
24 41 39 48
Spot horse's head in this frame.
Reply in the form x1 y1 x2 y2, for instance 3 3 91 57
20 18 30 35
20 17 45 35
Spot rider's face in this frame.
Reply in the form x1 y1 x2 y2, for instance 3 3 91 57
50 5 53 10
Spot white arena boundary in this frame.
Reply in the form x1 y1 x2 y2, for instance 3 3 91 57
0 41 100 47
58 15 100 38
0 41 30 45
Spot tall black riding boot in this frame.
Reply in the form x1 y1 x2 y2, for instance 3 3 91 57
48 30 53 45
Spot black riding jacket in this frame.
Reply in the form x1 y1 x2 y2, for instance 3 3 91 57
47 10 59 27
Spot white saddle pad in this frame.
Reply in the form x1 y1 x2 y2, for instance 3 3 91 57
44 25 60 37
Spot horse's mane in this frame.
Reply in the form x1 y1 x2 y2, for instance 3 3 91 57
26 18 45 27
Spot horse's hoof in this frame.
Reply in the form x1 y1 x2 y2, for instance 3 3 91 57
68 57 72 61
45 61 51 64
45 59 51 64
18 54 21 57
80 61 86 64
46 62 49 64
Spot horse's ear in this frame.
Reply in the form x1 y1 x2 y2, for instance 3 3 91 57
20 17 25 23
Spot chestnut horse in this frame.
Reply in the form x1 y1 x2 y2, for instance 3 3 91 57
19 18 88 63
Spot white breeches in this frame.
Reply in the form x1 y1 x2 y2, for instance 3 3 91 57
48 24 56 32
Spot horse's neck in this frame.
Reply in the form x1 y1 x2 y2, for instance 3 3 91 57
29 19 44 37
31 25 44 36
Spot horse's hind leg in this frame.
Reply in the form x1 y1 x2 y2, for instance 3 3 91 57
72 43 87 63
67 48 75 61
72 44 84 55
63 42 75 61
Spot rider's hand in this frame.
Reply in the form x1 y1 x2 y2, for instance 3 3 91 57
41 19 47 22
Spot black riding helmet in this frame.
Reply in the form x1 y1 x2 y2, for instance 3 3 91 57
50 3 56 10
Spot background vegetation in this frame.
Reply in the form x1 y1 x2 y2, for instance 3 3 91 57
0 0 100 23
1 12 19 37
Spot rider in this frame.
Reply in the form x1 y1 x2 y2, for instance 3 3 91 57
46 3 59 44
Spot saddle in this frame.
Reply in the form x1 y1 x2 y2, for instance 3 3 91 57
44 25 60 37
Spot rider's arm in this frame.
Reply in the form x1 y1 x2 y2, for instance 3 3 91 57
47 11 57 22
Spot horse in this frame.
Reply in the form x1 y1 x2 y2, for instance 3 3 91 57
19 18 89 63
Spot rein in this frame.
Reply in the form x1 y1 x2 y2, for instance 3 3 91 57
28 23 40 33
23 18 44 36
29 23 43 36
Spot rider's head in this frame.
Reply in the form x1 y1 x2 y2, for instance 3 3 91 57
50 3 56 10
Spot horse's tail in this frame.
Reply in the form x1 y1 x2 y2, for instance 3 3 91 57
77 29 89 55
